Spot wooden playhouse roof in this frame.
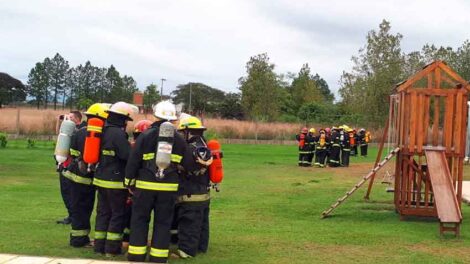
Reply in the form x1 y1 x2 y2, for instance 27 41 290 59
395 60 470 92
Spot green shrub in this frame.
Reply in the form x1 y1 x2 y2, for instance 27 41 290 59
27 138 36 148
0 132 7 148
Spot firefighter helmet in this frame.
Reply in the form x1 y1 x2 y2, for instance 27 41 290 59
178 116 206 131
309 128 316 134
153 100 177 121
301 127 308 133
134 120 152 133
325 127 331 133
360 128 365 132
84 103 111 119
107 102 137 121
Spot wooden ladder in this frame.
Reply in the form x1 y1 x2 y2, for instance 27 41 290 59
321 147 400 218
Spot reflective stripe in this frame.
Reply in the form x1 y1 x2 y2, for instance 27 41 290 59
332 144 340 147
71 229 89 237
143 153 155 160
123 228 130 235
171 154 182 163
63 170 93 185
150 247 169 258
136 180 178 191
93 178 125 189
102 149 115 156
176 193 210 203
95 231 106 240
124 178 136 186
70 148 81 157
106 232 123 241
87 125 102 133
299 151 310 154
343 149 351 151
128 245 147 255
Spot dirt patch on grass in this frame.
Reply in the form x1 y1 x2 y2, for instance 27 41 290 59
411 244 470 262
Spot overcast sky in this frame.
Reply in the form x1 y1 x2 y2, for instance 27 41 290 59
1 0 469 98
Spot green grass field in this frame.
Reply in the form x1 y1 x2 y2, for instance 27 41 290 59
1 141 470 263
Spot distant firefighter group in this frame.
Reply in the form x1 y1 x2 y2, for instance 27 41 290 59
296 125 371 168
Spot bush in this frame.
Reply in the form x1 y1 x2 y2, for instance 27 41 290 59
27 138 36 148
0 132 7 148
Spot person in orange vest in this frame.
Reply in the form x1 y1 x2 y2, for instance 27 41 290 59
295 127 310 166
351 129 358 156
358 128 371 157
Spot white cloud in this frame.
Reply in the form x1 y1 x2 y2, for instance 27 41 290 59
0 0 469 97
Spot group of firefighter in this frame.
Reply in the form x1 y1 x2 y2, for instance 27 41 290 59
296 125 371 167
55 100 223 263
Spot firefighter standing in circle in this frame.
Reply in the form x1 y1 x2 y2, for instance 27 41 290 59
296 127 310 166
307 128 316 166
328 127 342 167
123 119 153 243
125 101 195 263
93 102 134 256
314 128 329 168
64 103 111 247
171 115 214 259
340 126 352 167
358 128 371 157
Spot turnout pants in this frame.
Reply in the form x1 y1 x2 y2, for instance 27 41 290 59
60 172 73 218
341 149 351 167
298 150 311 166
128 189 177 263
360 144 368 156
94 187 128 255
329 146 341 167
123 196 133 242
314 149 327 167
70 182 95 247
352 145 358 156
175 201 210 257
199 203 210 253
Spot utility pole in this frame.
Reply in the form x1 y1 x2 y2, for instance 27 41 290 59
189 82 192 113
160 78 166 99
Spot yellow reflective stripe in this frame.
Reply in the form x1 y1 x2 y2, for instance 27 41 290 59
123 228 130 235
70 148 81 157
93 178 125 189
63 171 93 185
87 125 102 132
95 231 106 239
106 232 123 241
124 178 136 186
150 247 169 258
176 193 210 203
71 229 89 237
171 154 182 163
143 153 155 160
136 180 178 191
128 245 147 255
102 149 115 156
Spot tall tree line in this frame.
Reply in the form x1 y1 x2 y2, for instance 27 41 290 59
28 53 138 110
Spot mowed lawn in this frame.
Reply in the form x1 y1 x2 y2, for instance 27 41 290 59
1 141 470 263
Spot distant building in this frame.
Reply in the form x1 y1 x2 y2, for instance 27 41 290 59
133 92 144 113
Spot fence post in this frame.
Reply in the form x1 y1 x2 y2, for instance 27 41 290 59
15 108 20 138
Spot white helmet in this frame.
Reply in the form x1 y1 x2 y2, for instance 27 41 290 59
107 102 138 121
153 100 177 121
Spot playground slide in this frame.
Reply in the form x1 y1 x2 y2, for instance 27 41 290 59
425 150 462 223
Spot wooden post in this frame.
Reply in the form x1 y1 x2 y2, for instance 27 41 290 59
364 116 390 199
15 108 20 138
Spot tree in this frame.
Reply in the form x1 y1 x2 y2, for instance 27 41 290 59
339 20 405 125
172 82 225 115
27 63 49 109
219 92 244 119
121 75 138 102
143 83 160 112
44 53 70 110
289 63 324 113
312 73 334 102
239 53 282 121
0 72 26 108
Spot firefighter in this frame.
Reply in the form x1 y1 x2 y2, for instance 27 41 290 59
172 115 213 259
351 129 358 156
314 128 329 168
295 128 310 166
324 127 332 164
328 127 341 167
341 127 352 167
359 128 371 157
307 128 316 166
64 103 110 247
123 120 153 244
125 101 195 263
93 102 134 256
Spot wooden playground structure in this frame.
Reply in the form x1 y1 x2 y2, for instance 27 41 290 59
322 61 470 236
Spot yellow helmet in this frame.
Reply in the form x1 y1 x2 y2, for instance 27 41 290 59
84 103 111 119
309 128 316 134
178 116 206 130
